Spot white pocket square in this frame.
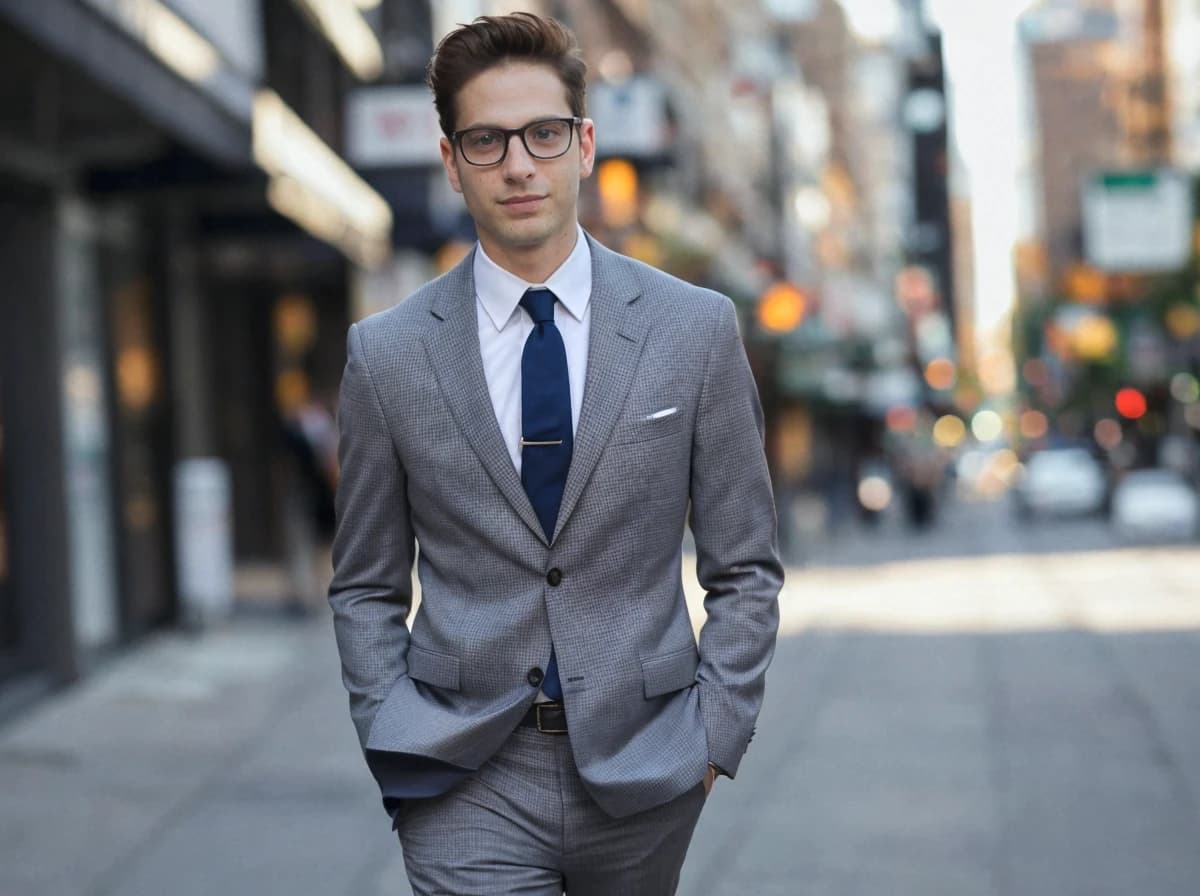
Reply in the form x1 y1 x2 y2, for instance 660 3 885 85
644 407 678 421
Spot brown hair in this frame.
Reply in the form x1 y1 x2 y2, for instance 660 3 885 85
426 12 587 137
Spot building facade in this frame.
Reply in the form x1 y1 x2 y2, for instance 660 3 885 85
0 0 395 708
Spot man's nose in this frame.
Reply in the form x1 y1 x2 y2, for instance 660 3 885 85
502 133 537 177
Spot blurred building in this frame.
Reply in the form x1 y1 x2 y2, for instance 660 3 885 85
0 0 398 707
1020 0 1173 298
1022 1 1128 295
574 0 941 542
1013 0 1200 470
1167 0 1200 167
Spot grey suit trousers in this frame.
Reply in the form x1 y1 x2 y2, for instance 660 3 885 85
395 725 708 895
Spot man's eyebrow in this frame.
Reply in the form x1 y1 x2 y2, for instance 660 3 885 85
457 115 572 130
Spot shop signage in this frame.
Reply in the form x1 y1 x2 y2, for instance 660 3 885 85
346 86 442 167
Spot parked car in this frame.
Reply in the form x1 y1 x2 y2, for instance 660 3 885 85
1012 447 1107 519
1111 469 1199 540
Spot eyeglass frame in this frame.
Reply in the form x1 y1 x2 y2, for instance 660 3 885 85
450 117 584 167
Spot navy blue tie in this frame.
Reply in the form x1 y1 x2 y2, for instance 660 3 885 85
519 287 570 702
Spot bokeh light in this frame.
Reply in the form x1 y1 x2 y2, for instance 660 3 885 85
924 358 957 391
1019 409 1048 440
971 409 1004 442
597 158 639 229
974 448 1021 499
1186 403 1200 430
1094 417 1123 450
886 405 917 433
932 414 967 448
857 475 893 512
757 282 807 333
1071 315 1118 360
1165 303 1200 340
1170 372 1199 404
1114 387 1147 420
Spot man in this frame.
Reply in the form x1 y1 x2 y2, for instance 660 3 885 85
329 12 782 895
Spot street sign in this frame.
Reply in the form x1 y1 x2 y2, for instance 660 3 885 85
1082 169 1194 272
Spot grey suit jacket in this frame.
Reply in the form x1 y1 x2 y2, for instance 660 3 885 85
329 233 782 818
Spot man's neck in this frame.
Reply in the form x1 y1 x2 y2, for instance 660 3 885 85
479 228 579 284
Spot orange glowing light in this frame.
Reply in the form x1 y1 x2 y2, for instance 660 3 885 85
597 159 639 229
932 414 967 447
757 282 807 333
1062 263 1106 303
1019 410 1049 440
1165 304 1200 340
924 358 957 391
1114 388 1147 420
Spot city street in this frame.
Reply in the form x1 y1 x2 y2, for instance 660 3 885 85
2 3 1199 895
3 494 1200 896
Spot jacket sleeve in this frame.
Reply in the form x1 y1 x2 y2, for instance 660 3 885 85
689 296 783 777
328 322 416 749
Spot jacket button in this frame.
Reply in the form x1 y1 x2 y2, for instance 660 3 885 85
546 568 562 586
527 667 544 687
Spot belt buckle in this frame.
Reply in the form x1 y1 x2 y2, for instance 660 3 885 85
536 703 567 734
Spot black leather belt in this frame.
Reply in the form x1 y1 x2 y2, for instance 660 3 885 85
519 702 568 734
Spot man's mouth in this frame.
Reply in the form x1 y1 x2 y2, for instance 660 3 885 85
501 195 546 211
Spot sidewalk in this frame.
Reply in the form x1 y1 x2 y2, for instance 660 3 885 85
4 537 1200 895
0 615 406 896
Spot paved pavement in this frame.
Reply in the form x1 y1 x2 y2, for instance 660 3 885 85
3 496 1200 895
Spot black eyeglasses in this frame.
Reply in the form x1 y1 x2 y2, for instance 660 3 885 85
451 117 582 167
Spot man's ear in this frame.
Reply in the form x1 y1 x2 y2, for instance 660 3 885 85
440 136 463 194
578 118 596 180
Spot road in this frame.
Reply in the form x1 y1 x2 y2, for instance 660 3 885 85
683 495 1200 895
2 494 1199 895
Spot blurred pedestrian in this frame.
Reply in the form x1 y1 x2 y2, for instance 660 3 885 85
280 379 338 612
328 12 782 894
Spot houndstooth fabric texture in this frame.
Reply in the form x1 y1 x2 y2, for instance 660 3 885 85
329 233 782 818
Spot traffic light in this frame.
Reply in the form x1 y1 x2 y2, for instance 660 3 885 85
1115 387 1147 420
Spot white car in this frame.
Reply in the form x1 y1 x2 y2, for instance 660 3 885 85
1013 447 1107 518
1111 469 1199 540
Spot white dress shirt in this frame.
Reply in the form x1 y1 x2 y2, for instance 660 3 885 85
474 226 592 476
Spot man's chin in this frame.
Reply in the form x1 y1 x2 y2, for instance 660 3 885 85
495 220 558 250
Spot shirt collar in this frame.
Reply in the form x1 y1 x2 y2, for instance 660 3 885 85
474 225 592 332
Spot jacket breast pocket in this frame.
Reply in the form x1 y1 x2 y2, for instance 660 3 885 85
611 407 686 445
641 643 699 699
406 644 461 692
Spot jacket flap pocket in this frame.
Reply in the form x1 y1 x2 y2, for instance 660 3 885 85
641 644 699 699
406 645 461 692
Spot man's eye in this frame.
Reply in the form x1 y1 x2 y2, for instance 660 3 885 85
531 125 563 141
467 131 499 147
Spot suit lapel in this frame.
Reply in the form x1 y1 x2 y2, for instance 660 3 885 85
553 238 647 541
421 252 547 542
